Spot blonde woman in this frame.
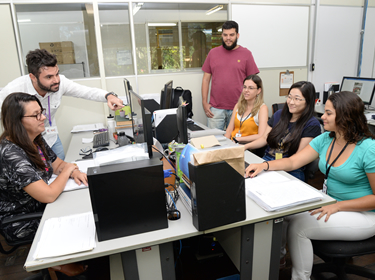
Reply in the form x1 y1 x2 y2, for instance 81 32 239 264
225 74 268 142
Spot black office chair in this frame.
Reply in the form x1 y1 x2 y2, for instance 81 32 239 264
272 103 284 115
0 212 43 254
304 158 319 183
312 236 375 280
249 146 267 158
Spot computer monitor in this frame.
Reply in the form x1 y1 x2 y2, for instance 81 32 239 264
160 80 173 109
129 90 153 158
123 78 132 105
176 105 188 144
340 76 375 106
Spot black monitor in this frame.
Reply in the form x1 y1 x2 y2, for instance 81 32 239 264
160 80 173 109
143 99 160 115
123 78 132 106
129 90 153 158
340 76 375 106
176 105 188 144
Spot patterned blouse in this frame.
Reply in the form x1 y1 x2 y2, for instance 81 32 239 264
0 138 56 242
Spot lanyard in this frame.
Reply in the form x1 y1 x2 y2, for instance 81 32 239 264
325 138 349 179
239 111 252 131
47 96 52 126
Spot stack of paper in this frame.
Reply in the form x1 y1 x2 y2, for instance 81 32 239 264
246 171 323 211
48 160 96 192
71 123 104 133
34 212 96 259
177 183 192 215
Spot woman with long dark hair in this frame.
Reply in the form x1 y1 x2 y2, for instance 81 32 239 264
245 91 375 280
0 92 87 242
225 74 268 142
244 81 321 180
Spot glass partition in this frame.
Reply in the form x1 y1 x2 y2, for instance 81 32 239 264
98 3 134 76
133 3 227 74
15 3 100 78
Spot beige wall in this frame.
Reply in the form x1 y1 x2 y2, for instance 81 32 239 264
56 79 107 153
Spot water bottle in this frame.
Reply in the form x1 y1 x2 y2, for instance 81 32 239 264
118 132 129 147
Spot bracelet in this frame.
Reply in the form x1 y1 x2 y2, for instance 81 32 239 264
263 161 269 171
70 164 79 178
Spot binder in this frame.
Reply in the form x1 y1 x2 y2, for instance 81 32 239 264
153 109 178 143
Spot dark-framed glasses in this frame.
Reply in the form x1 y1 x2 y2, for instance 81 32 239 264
23 108 46 120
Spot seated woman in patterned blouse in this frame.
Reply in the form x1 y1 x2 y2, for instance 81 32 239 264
0 92 87 243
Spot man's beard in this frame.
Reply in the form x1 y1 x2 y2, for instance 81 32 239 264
222 37 238 50
37 78 60 92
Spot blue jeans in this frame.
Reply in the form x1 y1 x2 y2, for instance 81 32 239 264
262 153 305 181
51 135 65 160
207 107 233 130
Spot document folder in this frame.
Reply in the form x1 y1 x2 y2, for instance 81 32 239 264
154 109 178 143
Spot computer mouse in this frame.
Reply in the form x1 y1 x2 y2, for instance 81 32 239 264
94 147 109 152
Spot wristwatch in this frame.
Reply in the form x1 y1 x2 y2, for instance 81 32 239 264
105 92 118 100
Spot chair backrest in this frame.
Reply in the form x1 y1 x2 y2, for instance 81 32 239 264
0 212 43 254
272 103 284 115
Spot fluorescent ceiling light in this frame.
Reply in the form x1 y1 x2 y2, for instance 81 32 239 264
148 23 176 27
206 5 223 15
133 2 144 16
18 19 31 23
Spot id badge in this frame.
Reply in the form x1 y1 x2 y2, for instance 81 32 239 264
275 152 283 160
235 133 242 138
322 179 327 194
45 126 59 135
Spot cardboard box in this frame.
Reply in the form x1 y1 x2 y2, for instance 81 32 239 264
61 41 74 52
39 42 62 54
55 54 63 64
62 51 75 64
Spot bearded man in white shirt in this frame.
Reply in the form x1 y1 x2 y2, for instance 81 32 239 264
0 49 124 160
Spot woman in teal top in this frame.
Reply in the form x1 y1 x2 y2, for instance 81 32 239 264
245 91 375 280
311 132 375 202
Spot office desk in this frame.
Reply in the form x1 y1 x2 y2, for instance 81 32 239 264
25 131 336 280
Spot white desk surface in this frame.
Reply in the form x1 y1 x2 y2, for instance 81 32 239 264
25 187 201 271
25 130 336 271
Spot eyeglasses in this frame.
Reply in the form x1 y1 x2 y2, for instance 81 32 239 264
23 108 46 120
243 86 258 91
286 95 305 103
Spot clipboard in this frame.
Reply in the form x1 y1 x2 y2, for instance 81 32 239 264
279 71 294 96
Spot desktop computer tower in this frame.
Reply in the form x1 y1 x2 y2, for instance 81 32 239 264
188 161 246 231
87 157 168 241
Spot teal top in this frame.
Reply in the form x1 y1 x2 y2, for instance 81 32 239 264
310 132 375 204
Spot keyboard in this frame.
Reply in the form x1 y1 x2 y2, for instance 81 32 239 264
93 132 110 148
187 122 204 131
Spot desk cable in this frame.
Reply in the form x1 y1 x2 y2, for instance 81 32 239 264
152 146 176 171
165 183 180 220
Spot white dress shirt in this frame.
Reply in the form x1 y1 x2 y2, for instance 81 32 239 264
0 74 107 147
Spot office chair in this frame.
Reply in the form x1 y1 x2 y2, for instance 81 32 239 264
303 158 319 183
311 236 375 280
272 103 284 115
0 212 43 254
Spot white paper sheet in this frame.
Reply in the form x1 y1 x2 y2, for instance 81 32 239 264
246 174 323 211
71 123 104 133
34 212 96 259
48 160 96 192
